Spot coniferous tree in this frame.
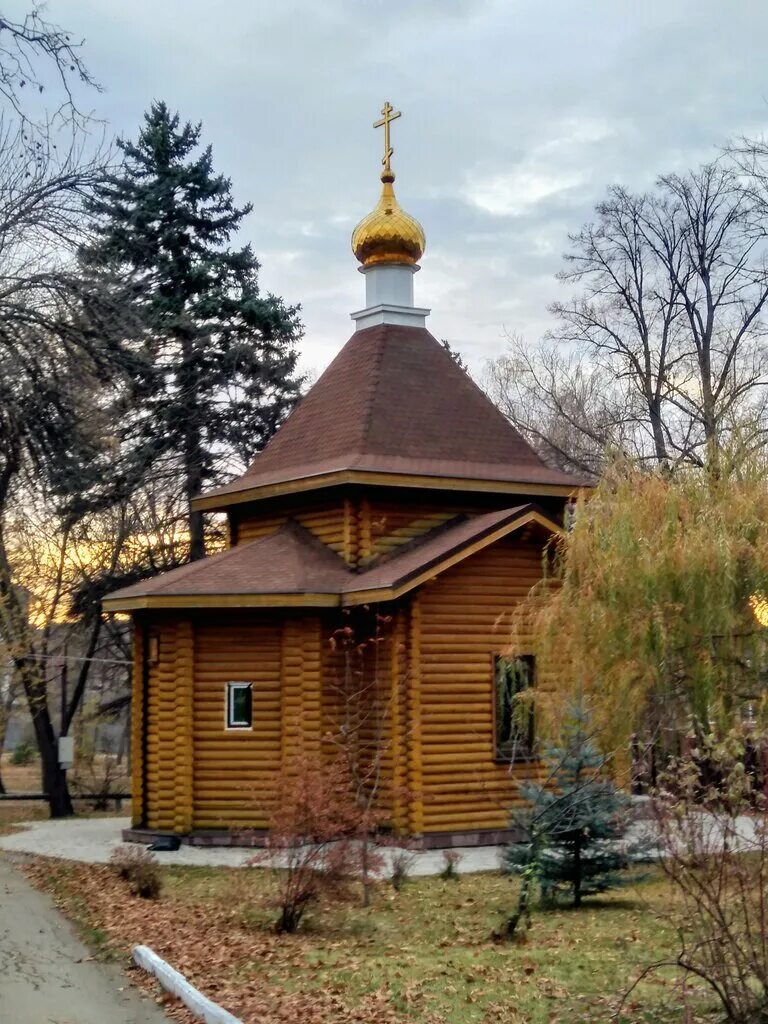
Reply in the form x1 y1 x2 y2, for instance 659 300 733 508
80 102 303 559
504 701 640 923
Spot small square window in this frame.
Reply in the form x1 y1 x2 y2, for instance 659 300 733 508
226 682 252 730
494 655 535 761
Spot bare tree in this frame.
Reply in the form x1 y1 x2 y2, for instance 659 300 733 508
550 185 687 467
487 159 768 475
327 610 392 907
0 646 19 792
0 125 144 816
0 5 98 133
643 163 768 471
484 331 635 478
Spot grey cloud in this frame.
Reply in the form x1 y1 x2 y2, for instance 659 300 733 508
45 0 768 372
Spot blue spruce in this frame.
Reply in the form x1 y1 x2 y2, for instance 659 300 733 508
505 700 638 911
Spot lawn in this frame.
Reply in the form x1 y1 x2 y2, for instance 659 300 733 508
23 857 719 1024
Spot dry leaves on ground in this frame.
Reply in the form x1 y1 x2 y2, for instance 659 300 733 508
24 859 434 1024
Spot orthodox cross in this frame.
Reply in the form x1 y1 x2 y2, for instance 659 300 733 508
374 101 401 174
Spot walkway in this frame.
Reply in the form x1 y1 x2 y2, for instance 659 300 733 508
0 855 169 1024
0 816 504 873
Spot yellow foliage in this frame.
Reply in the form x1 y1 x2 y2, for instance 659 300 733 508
516 460 768 750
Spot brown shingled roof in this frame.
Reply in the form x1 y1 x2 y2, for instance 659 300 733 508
103 522 351 607
345 505 547 597
103 505 561 611
196 324 585 509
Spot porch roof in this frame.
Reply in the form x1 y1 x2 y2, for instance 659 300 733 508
102 504 562 612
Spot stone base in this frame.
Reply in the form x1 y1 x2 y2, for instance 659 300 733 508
414 828 521 849
123 827 270 848
123 825 520 849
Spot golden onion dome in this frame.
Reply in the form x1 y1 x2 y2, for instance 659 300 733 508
351 169 426 268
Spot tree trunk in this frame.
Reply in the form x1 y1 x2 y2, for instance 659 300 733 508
361 832 373 908
62 614 101 736
500 864 535 940
180 334 205 562
0 520 72 817
0 711 8 794
648 396 670 468
188 507 205 562
29 687 72 817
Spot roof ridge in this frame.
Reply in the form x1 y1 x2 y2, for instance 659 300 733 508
358 325 388 450
361 513 470 572
282 518 355 574
429 337 553 472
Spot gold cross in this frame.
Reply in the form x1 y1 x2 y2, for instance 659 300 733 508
373 101 401 174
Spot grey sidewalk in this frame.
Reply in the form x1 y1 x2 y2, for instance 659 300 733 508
0 816 503 873
0 855 169 1024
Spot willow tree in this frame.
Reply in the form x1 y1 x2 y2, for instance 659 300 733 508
521 461 768 755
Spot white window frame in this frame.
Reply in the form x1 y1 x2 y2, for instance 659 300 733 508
225 681 253 731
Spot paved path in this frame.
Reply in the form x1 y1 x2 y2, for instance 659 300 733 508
0 855 169 1024
0 816 504 874
1 813 762 875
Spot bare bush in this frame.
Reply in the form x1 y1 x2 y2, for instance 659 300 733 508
439 849 463 881
388 844 418 891
253 754 379 934
109 844 162 900
635 730 768 1022
71 752 127 810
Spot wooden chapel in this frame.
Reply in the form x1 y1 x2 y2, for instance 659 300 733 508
105 104 585 847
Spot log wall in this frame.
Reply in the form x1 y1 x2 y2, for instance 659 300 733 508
416 532 549 834
280 616 323 765
144 618 186 831
130 622 145 827
141 613 329 833
232 493 478 568
192 616 283 830
234 502 347 557
366 499 461 564
319 610 397 816
137 515 555 838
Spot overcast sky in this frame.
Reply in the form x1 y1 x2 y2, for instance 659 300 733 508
36 0 768 374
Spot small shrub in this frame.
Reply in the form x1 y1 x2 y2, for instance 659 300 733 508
439 849 462 881
10 741 34 766
501 699 646 939
253 754 376 933
647 730 768 1024
389 845 418 890
109 844 162 900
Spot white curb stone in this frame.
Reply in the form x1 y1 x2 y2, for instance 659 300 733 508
133 944 242 1024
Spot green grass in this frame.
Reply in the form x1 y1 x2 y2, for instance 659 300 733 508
157 866 716 1023
26 857 720 1023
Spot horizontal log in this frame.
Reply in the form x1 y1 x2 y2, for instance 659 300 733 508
193 694 281 703
193 792 264 803
192 737 280 746
190 752 280 762
421 723 493 736
192 810 270 822
421 779 515 793
418 751 492 766
194 778 273 789
193 672 281 680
